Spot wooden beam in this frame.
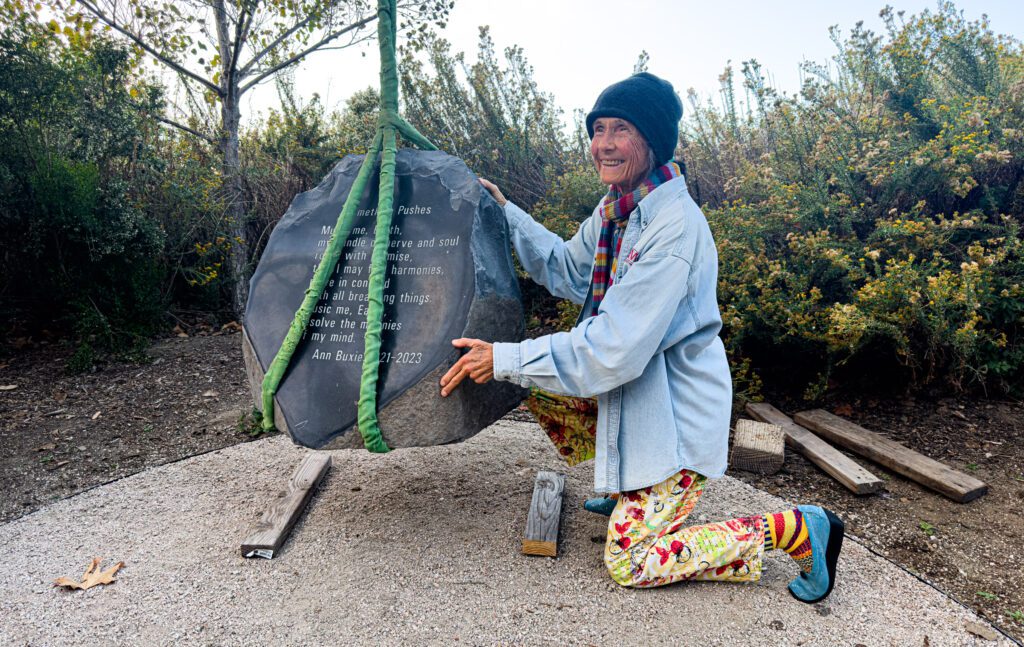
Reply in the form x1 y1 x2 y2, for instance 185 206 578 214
793 409 987 503
731 419 785 474
746 403 884 495
522 471 565 557
241 453 332 558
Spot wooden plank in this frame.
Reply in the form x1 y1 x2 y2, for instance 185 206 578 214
746 403 884 495
522 471 565 557
731 419 785 474
241 453 332 558
793 409 988 503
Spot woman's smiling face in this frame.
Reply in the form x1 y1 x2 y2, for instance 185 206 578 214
590 117 651 191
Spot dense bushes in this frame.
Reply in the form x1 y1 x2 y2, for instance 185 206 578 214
4 1 1020 398
682 3 1024 396
0 20 166 359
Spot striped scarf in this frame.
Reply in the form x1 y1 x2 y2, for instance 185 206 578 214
590 161 682 316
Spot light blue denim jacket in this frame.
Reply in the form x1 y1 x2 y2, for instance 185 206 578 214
492 176 732 493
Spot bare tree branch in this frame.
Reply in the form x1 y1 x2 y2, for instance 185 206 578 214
229 3 248 82
237 11 322 78
157 115 215 143
239 13 377 94
76 0 222 96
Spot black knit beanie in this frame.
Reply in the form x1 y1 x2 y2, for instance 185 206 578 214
585 72 683 165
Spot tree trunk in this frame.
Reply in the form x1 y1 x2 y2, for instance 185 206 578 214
221 84 248 318
213 0 248 319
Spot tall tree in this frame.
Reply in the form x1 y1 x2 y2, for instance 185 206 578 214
58 0 452 315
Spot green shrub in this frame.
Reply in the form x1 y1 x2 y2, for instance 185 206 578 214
683 2 1024 397
0 25 166 361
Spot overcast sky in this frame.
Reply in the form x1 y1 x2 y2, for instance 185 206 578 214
241 0 1024 127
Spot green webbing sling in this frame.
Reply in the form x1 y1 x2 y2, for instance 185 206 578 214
259 0 437 452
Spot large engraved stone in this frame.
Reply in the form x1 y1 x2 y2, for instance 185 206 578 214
243 149 526 449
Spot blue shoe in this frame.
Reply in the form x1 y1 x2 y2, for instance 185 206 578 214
583 497 617 516
788 505 844 604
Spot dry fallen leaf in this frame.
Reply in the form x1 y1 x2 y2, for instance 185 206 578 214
91 411 101 420
202 390 219 398
53 558 125 590
52 390 67 403
833 404 854 417
0 384 17 391
173 325 189 338
220 321 242 333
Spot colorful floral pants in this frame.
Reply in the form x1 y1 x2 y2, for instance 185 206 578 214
605 469 765 587
528 389 766 588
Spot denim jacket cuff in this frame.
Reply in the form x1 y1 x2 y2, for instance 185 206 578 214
503 201 530 231
492 341 524 386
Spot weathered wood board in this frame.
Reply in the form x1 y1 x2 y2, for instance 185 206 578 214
522 471 565 558
793 409 987 503
241 453 332 558
746 402 884 495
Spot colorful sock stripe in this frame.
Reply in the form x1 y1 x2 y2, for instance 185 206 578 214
764 509 815 574
590 161 682 317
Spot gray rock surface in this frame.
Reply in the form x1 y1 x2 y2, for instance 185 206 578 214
244 149 525 450
0 418 1010 646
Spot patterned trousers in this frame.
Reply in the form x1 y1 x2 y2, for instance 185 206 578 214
605 469 765 587
527 389 765 588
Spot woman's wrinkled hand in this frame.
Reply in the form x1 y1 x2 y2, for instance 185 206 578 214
478 178 507 207
439 338 494 396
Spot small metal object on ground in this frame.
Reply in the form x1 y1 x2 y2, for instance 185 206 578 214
746 402 884 495
731 419 785 474
241 453 331 558
522 471 565 558
793 409 988 503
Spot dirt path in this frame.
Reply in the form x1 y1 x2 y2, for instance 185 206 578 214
0 331 266 523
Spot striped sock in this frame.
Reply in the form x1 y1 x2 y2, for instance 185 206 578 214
763 509 814 574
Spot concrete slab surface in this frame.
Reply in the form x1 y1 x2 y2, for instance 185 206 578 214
0 419 1011 646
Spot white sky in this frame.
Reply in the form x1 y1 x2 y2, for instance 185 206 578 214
241 0 1024 127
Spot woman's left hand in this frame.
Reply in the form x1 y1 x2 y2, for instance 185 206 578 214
440 338 494 396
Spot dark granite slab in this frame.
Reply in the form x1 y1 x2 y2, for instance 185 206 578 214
243 149 526 449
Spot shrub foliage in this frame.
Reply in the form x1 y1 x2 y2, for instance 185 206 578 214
682 3 1024 396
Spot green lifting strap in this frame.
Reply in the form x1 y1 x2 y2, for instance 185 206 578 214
259 0 437 453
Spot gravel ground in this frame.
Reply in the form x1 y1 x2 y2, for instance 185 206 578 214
0 419 1012 646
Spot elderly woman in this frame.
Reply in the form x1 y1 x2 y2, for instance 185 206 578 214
440 72 843 601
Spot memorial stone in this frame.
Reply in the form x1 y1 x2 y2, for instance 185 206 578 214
243 149 526 449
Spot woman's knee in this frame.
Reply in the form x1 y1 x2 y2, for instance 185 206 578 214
604 552 642 588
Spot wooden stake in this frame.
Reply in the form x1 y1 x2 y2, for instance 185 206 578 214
241 453 331 558
793 409 987 503
522 471 565 557
746 402 884 495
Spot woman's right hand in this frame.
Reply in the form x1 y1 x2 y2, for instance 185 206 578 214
478 178 507 207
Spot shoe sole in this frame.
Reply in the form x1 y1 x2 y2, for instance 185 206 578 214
790 508 845 604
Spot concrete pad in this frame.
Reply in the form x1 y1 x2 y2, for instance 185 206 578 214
0 419 1010 646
